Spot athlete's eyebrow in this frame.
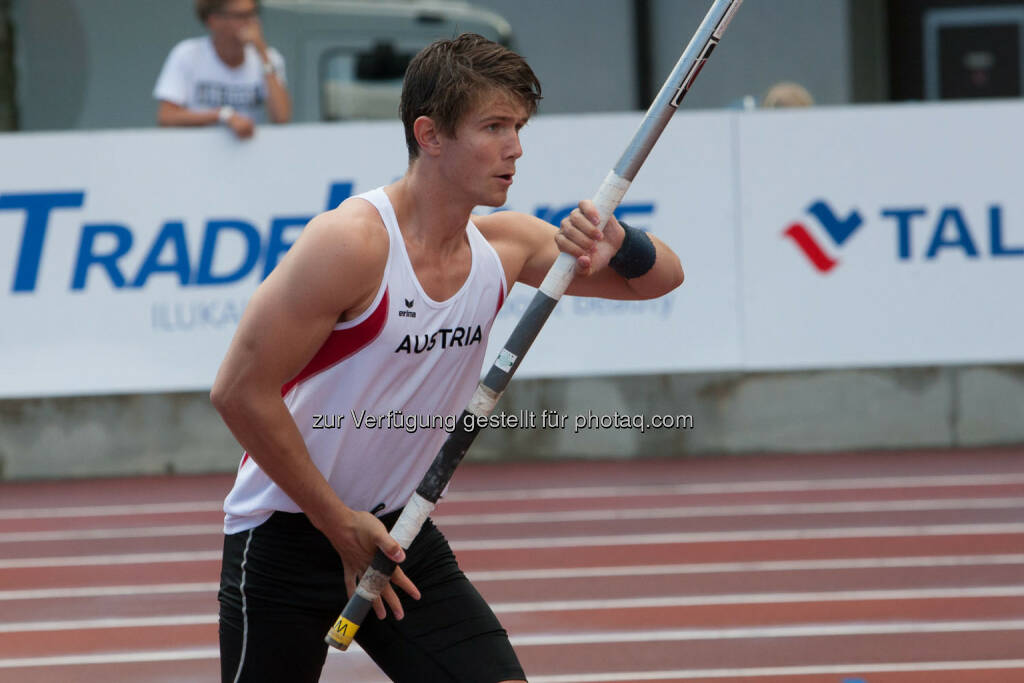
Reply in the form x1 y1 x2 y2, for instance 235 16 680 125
477 113 528 127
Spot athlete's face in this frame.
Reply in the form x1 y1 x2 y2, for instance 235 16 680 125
439 90 528 207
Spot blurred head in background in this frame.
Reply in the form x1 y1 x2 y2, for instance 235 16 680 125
196 0 261 55
763 81 815 108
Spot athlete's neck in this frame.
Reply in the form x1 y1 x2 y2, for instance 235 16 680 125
386 169 475 255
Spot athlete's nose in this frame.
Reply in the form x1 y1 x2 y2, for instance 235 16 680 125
507 130 523 160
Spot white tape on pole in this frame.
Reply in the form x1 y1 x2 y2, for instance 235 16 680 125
390 493 435 548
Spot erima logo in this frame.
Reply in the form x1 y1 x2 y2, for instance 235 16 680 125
398 297 416 318
395 325 483 353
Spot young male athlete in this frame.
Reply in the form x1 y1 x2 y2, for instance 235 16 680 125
212 33 684 682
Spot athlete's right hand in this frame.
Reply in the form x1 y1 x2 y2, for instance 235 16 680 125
333 510 421 620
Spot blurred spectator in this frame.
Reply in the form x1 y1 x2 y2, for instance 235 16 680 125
154 0 291 139
762 81 815 108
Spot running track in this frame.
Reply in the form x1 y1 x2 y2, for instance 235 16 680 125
1 448 1022 682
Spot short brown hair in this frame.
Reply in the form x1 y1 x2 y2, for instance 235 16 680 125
195 0 260 23
400 33 541 160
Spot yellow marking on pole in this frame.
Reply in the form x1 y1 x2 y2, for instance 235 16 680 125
326 616 359 650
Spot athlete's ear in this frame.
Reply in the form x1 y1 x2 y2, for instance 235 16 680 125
413 116 443 158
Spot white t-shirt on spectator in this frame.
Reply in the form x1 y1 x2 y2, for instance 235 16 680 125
153 36 286 123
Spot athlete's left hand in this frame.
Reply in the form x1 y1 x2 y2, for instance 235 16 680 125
555 199 626 276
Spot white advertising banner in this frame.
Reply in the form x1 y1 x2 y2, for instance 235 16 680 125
0 112 740 398
5 102 1023 398
737 101 1024 369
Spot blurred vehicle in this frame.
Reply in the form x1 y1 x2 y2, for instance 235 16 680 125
263 0 511 122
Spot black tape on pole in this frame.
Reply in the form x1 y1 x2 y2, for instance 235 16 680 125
416 410 482 502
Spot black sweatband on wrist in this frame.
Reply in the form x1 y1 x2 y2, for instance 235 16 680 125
609 221 656 279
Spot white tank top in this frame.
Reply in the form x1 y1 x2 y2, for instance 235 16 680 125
223 187 507 534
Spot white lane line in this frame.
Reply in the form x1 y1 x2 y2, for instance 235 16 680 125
0 501 223 520
4 554 1023 601
489 586 1024 614
443 472 1024 502
450 522 1024 551
0 550 220 569
0 582 219 601
2 522 1022 566
4 472 1024 519
1 651 1020 676
1 651 1018 676
4 590 1024 633
507 620 1024 645
2 615 1023 639
527 660 1024 682
0 648 222 669
6 497 1023 543
470 553 1024 581
0 615 217 633
0 525 222 543
0 644 375 670
434 497 1024 525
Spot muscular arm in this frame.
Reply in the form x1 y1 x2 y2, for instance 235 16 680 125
478 203 684 300
210 201 418 616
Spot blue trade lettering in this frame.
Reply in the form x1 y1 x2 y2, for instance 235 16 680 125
2 182 356 294
133 221 192 287
72 223 133 289
3 182 663 294
532 202 654 228
196 220 262 285
263 216 309 279
925 207 978 259
0 192 85 292
879 207 926 261
990 206 1024 256
878 204 1022 261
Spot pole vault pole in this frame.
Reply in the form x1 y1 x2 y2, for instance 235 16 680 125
327 0 744 650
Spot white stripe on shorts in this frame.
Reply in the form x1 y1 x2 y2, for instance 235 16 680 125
232 529 255 683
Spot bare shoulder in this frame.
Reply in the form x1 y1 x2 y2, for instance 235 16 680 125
265 196 389 318
288 197 388 276
474 210 558 287
474 210 554 254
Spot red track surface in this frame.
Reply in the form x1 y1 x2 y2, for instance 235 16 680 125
1 448 1023 682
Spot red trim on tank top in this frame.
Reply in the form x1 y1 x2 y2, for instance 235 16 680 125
238 289 390 469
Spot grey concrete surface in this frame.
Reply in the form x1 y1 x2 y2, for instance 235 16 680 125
0 391 238 479
956 365 1024 447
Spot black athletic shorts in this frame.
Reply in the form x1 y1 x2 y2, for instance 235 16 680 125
218 510 525 682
